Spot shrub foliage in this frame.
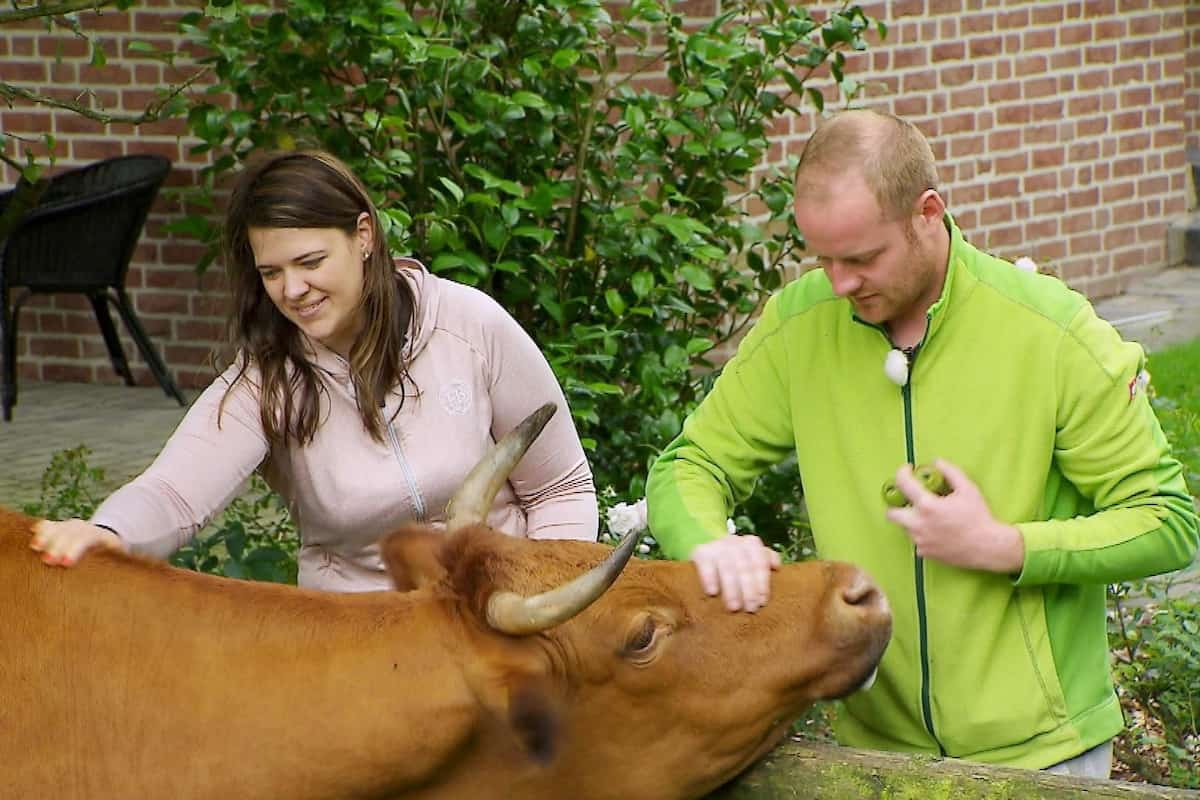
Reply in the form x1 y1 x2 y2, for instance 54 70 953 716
176 0 877 544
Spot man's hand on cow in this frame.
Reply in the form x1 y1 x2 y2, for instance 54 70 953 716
30 519 125 567
690 533 782 613
884 458 1025 574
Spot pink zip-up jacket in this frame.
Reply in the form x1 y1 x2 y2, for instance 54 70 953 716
92 259 597 591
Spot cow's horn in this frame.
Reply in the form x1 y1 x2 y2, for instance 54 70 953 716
486 528 643 635
445 403 557 531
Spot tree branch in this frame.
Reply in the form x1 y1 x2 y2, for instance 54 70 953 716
0 66 209 125
0 0 121 25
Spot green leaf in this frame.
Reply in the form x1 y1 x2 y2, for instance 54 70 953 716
631 270 655 298
437 177 464 204
513 226 554 246
511 91 548 108
605 289 626 317
678 264 715 291
551 48 580 69
427 44 461 59
90 43 107 67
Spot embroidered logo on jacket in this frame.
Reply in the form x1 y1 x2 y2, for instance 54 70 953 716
1128 368 1150 402
440 380 472 415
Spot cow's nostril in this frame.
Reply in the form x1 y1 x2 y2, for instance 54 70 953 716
841 572 880 607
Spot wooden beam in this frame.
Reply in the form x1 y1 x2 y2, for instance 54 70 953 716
708 741 1200 799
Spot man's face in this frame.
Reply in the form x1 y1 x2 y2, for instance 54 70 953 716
793 171 942 332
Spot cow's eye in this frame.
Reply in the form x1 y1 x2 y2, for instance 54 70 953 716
624 617 658 657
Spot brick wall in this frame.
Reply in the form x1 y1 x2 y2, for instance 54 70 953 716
1 0 1196 390
1187 0 1200 186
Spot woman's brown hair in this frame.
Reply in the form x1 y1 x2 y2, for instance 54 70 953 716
221 150 415 446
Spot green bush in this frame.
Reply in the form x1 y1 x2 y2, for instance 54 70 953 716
175 0 879 550
21 447 298 584
1109 581 1200 788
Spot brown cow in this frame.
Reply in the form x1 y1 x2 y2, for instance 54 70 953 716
1 407 891 800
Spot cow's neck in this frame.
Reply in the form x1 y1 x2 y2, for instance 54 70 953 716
21 550 479 800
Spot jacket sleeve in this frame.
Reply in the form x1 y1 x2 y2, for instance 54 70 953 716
90 365 270 559
646 295 797 560
482 298 598 542
1015 305 1199 586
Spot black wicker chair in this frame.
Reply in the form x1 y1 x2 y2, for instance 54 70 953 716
0 154 187 421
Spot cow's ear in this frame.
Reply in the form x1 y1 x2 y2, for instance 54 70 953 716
380 526 447 591
505 676 561 764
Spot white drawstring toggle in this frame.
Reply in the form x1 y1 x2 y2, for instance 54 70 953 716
884 348 909 386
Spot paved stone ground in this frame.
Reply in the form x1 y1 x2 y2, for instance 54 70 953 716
1 266 1198 592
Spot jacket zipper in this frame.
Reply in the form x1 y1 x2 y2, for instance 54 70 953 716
386 420 427 521
899 343 946 755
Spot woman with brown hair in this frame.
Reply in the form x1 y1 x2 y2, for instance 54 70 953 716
31 150 597 590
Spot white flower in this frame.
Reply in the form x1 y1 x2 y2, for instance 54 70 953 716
883 348 909 387
726 518 737 535
607 498 648 537
1013 256 1038 273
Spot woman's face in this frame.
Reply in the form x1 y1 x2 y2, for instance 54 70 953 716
248 213 372 358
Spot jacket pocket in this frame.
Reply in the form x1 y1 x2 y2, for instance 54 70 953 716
931 582 1068 756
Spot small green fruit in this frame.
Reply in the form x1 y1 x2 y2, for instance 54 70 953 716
882 481 907 508
915 464 951 496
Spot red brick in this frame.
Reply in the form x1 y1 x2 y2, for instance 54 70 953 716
988 225 1022 249
1060 24 1093 46
1024 172 1059 194
30 337 82 358
988 129 1021 151
949 135 984 157
3 62 48 81
1050 49 1083 70
940 65 974 86
961 14 995 35
928 0 962 13
978 203 1013 227
1068 141 1100 162
164 344 212 366
42 364 94 383
1033 194 1067 215
78 64 134 86
135 292 191 315
1137 175 1168 196
1112 64 1145 84
1078 70 1111 91
1033 5 1066 24
932 42 965 61
969 36 1003 58
949 87 985 108
1063 213 1097 236
987 178 1020 201
1031 100 1065 121
987 81 1021 104
1101 182 1135 203
177 320 225 341
997 104 1031 125
39 36 90 58
1025 76 1059 99
71 140 128 161
1083 0 1118 16
995 152 1029 174
1076 116 1108 137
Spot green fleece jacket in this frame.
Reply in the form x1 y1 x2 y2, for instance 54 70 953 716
646 219 1199 768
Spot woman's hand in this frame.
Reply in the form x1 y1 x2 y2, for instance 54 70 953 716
30 519 125 567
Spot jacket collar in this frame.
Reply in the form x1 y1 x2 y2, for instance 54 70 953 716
924 213 978 345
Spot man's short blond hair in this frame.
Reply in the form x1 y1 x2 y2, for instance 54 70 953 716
794 110 939 221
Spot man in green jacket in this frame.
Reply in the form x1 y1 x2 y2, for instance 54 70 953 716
645 109 1199 777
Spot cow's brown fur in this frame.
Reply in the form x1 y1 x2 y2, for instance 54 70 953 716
1 506 890 800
